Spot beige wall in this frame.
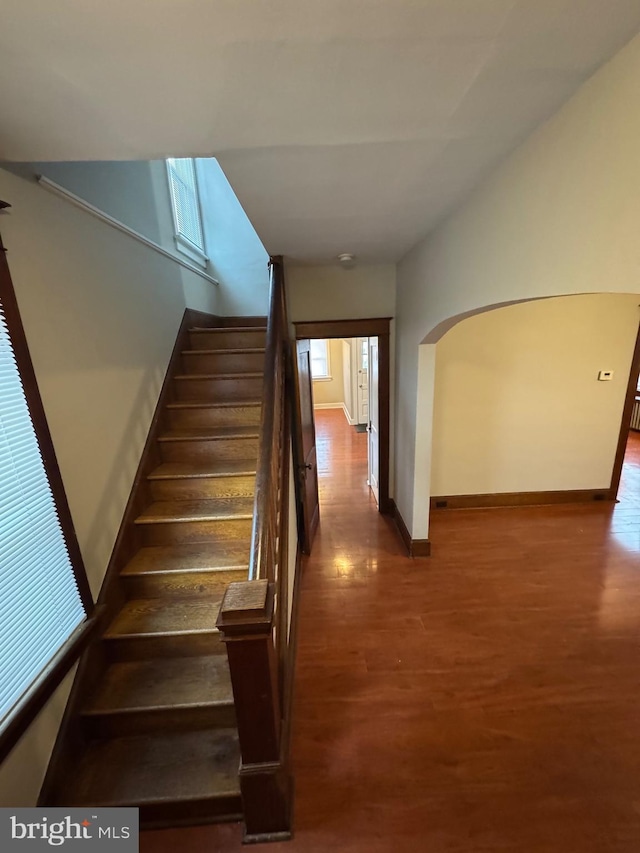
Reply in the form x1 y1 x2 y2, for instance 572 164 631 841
0 166 219 805
286 263 395 323
312 339 345 406
432 294 640 496
396 31 640 537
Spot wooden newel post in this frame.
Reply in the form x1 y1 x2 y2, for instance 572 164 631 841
217 579 293 843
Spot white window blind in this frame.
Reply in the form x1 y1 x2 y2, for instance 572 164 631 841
0 302 85 726
166 158 206 255
310 339 331 379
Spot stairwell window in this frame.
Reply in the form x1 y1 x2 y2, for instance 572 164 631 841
310 339 331 380
0 222 92 757
166 158 208 268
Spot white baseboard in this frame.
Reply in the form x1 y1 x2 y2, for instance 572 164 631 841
313 402 357 425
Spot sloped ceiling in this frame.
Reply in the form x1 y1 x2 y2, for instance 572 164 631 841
1 0 640 261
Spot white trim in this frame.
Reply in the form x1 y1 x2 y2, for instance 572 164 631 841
344 407 357 426
313 402 355 424
36 175 219 286
174 233 209 268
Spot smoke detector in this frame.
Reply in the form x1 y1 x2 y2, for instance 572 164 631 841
337 253 356 269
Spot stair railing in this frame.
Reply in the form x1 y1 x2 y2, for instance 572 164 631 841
217 256 295 843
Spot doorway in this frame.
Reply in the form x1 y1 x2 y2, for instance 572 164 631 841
292 318 392 554
309 335 379 503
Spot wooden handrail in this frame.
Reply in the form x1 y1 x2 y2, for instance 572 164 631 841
217 255 295 842
249 256 286 582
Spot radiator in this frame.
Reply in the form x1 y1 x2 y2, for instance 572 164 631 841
631 398 640 431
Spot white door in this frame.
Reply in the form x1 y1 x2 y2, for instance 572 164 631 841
368 336 379 505
356 336 369 424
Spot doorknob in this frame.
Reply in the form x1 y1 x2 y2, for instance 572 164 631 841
298 463 312 470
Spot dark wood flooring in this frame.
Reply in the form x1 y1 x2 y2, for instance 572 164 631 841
141 416 640 852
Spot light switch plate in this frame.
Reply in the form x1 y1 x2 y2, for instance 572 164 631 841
598 370 614 381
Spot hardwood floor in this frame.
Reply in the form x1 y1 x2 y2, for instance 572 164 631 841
141 417 640 852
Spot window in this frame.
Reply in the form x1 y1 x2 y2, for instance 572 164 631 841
0 232 90 748
166 158 208 266
310 339 331 380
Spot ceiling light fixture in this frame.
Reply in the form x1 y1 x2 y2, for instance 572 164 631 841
337 253 356 269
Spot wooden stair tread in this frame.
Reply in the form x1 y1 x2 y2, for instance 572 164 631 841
190 326 266 333
148 460 257 480
182 347 265 355
83 656 232 716
166 400 261 410
158 426 259 441
175 372 263 380
105 597 224 639
135 497 254 525
60 728 240 807
121 543 250 577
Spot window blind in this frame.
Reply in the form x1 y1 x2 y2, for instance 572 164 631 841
166 158 205 252
0 301 85 726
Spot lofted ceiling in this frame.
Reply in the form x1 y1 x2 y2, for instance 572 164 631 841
1 1 640 262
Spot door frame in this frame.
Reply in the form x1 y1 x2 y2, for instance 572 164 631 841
610 319 640 499
355 336 369 425
294 317 392 514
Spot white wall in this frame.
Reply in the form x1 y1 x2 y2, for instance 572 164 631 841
21 157 270 317
395 32 640 537
432 294 640 496
31 160 166 245
195 158 270 316
0 165 219 805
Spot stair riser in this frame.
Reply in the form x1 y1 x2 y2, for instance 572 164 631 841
122 568 248 598
181 352 265 374
167 405 261 430
82 705 236 739
138 518 253 546
188 330 266 349
140 797 243 830
105 632 225 662
160 437 258 463
175 377 264 403
149 474 256 501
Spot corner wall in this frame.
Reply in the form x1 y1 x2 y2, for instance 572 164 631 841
0 165 219 805
395 31 640 536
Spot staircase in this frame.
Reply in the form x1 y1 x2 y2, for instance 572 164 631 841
44 318 267 827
